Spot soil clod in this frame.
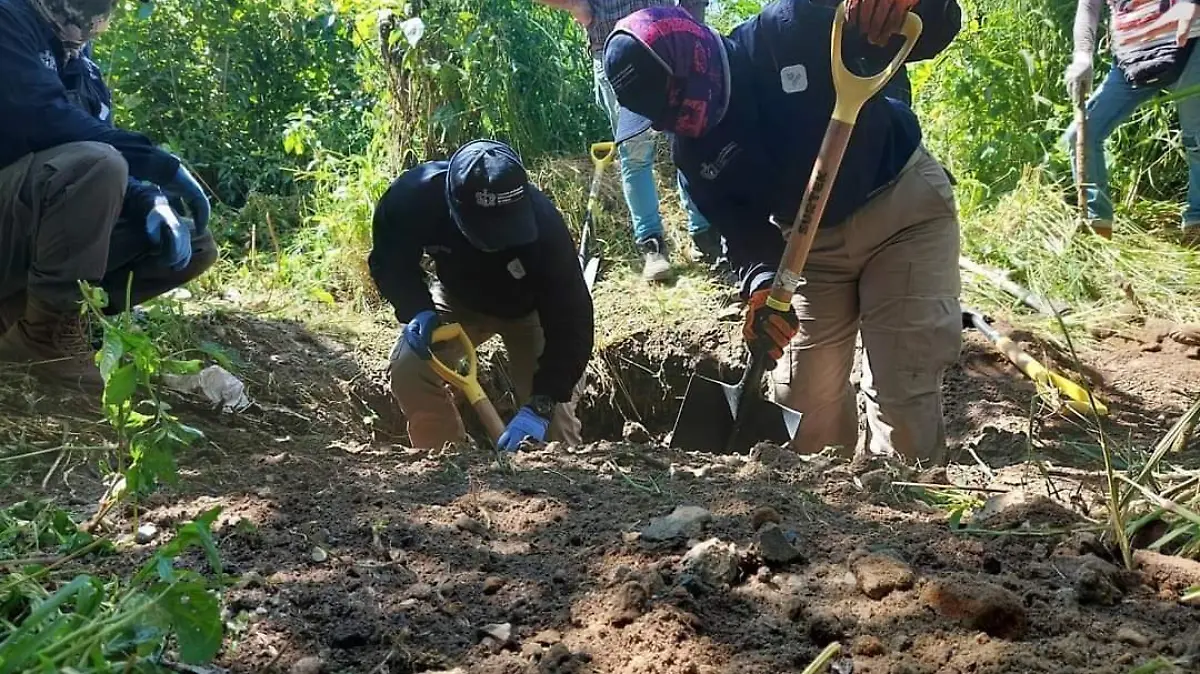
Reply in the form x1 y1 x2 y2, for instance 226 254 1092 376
750 505 782 531
622 421 652 443
1073 556 1123 606
289 656 323 674
852 635 887 657
455 513 488 536
850 550 915 600
640 505 712 542
1116 627 1151 648
482 576 506 595
921 574 1028 639
604 580 649 626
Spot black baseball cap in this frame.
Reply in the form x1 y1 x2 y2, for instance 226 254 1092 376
446 140 537 252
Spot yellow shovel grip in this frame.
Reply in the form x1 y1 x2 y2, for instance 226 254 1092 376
427 322 486 404
591 142 616 170
830 5 923 124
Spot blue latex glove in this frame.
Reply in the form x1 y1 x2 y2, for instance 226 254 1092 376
161 164 211 233
403 310 440 360
497 406 550 452
145 198 192 272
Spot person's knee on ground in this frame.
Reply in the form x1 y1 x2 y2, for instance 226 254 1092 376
388 335 467 449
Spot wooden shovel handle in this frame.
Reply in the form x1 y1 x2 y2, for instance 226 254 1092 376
765 6 923 313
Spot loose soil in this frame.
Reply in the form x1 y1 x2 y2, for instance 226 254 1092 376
3 307 1200 674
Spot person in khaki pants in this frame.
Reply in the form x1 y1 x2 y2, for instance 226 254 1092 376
0 0 214 388
369 140 594 451
602 0 962 465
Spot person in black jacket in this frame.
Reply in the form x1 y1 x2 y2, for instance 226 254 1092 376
370 140 595 451
603 0 962 464
0 0 213 388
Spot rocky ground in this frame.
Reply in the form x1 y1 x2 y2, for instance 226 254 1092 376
3 308 1200 673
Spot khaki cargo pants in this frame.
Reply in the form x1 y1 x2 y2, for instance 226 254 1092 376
389 286 584 449
0 142 216 316
771 147 961 465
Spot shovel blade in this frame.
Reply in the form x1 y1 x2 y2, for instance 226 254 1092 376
669 373 802 454
583 256 600 291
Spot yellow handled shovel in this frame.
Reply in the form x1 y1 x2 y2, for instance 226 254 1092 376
581 141 617 291
963 308 1109 417
427 323 507 444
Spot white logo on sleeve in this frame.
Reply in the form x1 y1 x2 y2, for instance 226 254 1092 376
507 258 527 279
780 63 808 93
99 103 110 121
39 50 57 71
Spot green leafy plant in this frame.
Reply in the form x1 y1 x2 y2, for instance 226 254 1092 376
0 508 226 672
79 284 205 524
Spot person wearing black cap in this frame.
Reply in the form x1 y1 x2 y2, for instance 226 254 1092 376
369 139 595 451
602 0 963 465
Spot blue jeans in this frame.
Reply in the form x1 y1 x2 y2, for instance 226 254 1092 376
593 58 711 241
1064 48 1200 225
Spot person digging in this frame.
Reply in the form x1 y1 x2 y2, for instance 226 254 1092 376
603 0 963 465
0 0 215 388
370 139 595 451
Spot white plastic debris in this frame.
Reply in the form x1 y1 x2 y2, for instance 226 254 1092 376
164 365 251 413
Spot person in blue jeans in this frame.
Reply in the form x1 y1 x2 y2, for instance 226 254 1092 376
1064 0 1200 239
539 0 723 281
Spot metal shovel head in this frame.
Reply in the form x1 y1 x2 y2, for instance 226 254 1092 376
583 256 600 292
669 372 802 454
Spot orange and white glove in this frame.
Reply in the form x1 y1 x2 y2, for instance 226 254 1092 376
743 289 800 364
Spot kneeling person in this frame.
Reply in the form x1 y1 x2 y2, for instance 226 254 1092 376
0 0 214 387
370 140 594 451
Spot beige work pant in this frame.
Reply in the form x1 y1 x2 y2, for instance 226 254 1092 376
771 147 961 466
388 287 584 449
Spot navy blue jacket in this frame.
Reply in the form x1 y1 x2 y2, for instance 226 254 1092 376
0 0 179 190
59 45 166 222
674 0 960 297
369 163 594 403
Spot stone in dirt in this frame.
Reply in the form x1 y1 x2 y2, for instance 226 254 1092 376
921 574 1028 639
640 505 712 542
1116 627 1151 648
135 523 158 544
756 524 805 567
852 634 886 657
622 421 651 444
750 506 781 531
532 628 563 645
478 622 515 651
482 576 506 595
849 550 915 600
289 656 323 674
1074 556 1123 606
681 538 741 587
455 514 488 537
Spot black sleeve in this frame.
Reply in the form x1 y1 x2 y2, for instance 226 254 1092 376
368 176 436 324
0 8 180 185
679 171 782 299
528 190 594 403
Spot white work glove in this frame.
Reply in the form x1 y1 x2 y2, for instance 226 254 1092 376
1064 53 1094 103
